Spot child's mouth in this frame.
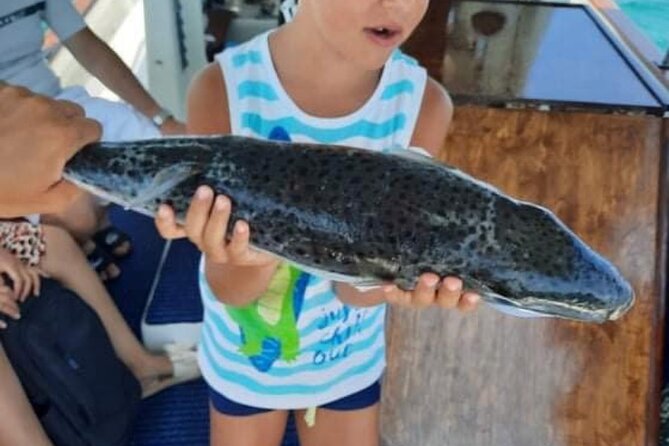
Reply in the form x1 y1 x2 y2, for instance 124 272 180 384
364 26 402 47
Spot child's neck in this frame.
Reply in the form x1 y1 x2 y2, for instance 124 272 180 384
269 25 384 119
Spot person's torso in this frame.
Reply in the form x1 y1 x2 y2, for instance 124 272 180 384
198 31 428 409
0 0 84 96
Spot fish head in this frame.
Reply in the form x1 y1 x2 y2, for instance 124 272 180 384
480 199 635 323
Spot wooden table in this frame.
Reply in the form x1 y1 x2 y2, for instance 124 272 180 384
384 2 669 445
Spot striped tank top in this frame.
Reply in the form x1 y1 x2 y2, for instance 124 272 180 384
198 31 427 409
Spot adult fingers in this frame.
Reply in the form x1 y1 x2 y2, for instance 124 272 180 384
61 116 102 160
53 99 85 119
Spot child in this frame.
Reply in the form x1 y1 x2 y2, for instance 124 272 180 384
0 0 186 280
0 220 200 396
156 0 481 444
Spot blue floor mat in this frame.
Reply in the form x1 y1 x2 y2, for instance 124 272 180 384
145 239 203 324
106 206 165 339
129 380 210 446
107 206 298 446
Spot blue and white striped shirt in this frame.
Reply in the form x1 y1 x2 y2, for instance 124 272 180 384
198 31 427 409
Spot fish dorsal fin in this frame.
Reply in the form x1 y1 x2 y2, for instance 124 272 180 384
129 162 201 207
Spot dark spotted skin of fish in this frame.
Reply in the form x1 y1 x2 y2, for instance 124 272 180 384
64 136 634 322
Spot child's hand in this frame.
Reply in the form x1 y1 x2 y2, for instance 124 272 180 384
383 273 480 311
0 249 41 301
155 186 277 267
0 285 20 328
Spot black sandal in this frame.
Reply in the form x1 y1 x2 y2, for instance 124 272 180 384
86 243 120 281
93 226 132 259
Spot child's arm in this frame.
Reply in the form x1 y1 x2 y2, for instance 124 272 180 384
156 64 279 307
409 78 454 157
63 27 185 135
334 78 478 312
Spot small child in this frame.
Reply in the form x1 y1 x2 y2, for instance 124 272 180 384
157 0 480 444
0 220 200 397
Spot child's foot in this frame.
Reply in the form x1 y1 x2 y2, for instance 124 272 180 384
83 240 121 281
138 344 201 399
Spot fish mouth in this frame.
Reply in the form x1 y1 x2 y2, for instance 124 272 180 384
483 294 622 323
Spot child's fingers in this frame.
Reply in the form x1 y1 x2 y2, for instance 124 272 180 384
27 268 41 299
412 274 440 308
201 195 232 263
457 292 480 312
243 247 278 267
18 265 35 301
1 267 20 297
384 285 411 307
18 267 31 301
184 186 215 247
436 276 464 309
226 221 252 263
155 204 186 239
0 293 20 320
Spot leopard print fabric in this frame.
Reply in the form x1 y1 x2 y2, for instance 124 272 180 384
0 221 46 267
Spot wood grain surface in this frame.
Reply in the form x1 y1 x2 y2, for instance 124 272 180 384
381 108 666 446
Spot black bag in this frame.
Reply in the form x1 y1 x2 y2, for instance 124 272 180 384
0 279 141 446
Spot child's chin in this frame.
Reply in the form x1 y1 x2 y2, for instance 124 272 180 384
356 51 395 71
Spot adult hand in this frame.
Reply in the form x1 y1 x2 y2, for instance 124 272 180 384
0 83 102 217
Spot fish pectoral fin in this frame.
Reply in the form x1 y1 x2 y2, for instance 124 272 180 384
130 162 201 207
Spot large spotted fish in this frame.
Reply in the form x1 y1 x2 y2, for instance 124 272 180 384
63 135 634 323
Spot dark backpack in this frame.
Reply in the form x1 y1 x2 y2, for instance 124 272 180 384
0 279 141 446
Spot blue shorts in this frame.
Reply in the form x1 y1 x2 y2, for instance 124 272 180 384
209 380 381 416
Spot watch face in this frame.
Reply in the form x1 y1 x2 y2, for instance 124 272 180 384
153 109 172 126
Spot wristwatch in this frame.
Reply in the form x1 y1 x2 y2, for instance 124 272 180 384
151 107 173 127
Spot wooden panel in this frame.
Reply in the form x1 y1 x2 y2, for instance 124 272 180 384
381 108 665 446
402 0 451 82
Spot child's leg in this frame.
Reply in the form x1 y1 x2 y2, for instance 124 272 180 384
294 404 380 446
41 193 122 280
209 405 289 446
0 344 53 446
39 224 179 395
